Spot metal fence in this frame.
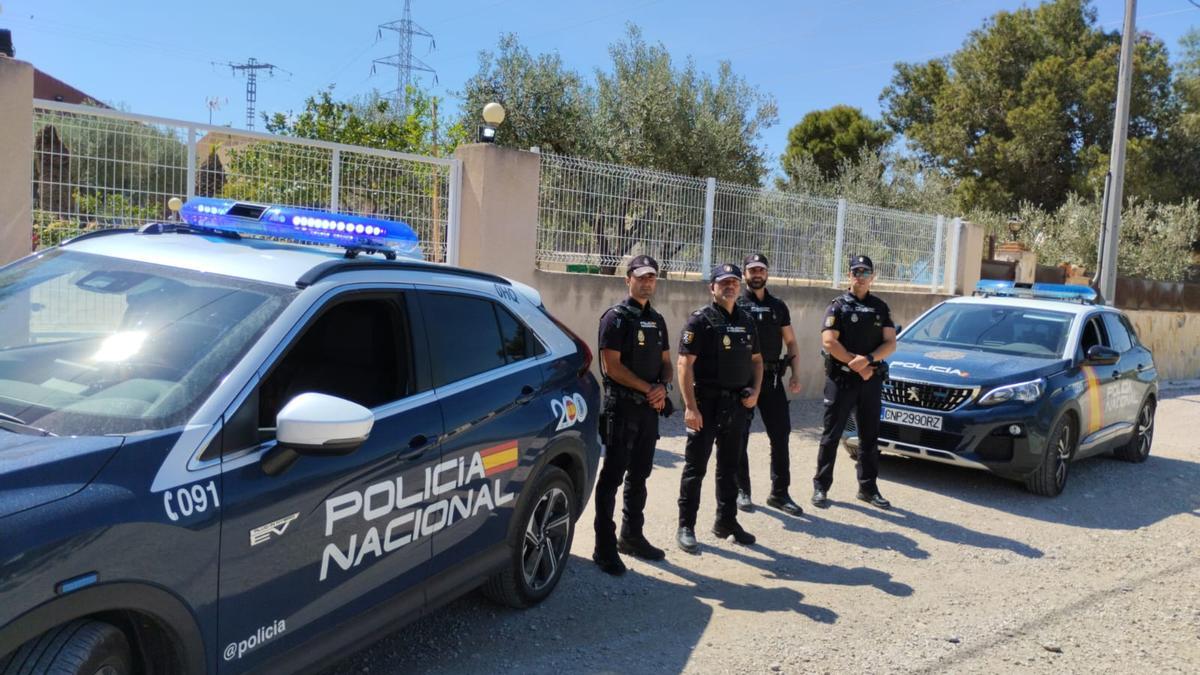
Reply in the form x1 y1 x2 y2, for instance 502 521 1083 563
537 152 961 292
31 100 461 264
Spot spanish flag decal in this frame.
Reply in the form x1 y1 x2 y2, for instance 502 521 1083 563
1081 366 1103 433
480 441 519 476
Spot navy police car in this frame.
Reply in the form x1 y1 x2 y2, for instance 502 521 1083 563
0 198 600 673
845 281 1157 497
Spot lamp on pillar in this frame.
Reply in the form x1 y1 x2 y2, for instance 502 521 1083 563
1006 217 1023 242
478 102 505 143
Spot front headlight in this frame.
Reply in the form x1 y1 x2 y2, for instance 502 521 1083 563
978 378 1045 405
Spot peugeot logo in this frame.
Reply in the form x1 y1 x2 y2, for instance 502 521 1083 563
906 387 921 403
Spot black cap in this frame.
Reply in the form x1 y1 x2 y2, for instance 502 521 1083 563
710 264 742 283
743 253 769 270
849 255 874 272
627 255 659 277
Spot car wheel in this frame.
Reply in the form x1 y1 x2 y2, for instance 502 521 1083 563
1113 398 1155 463
481 465 576 608
0 619 132 675
1024 416 1076 497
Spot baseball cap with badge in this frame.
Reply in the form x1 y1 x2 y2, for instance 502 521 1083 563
710 263 742 283
849 254 874 273
743 253 769 271
627 255 659 278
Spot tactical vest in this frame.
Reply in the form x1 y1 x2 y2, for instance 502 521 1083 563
700 306 755 390
601 303 664 385
833 292 885 354
736 293 783 361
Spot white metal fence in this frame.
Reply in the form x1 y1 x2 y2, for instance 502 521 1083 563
537 152 961 292
31 100 461 264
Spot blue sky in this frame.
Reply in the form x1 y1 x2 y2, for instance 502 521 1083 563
5 0 1198 168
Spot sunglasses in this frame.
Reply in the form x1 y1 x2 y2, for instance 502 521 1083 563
851 269 874 278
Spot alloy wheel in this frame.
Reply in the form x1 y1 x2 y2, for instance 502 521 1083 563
521 487 571 592
1054 424 1072 488
1136 403 1154 458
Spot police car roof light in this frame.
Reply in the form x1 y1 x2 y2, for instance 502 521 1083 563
179 197 422 260
973 280 1098 304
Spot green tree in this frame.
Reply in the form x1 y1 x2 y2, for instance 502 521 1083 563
457 33 597 156
594 24 778 183
780 105 892 181
880 0 1179 212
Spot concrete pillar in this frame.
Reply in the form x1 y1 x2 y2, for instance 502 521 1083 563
0 57 33 265
957 220 985 295
451 143 540 286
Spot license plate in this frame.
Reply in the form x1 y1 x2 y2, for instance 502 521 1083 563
881 407 943 431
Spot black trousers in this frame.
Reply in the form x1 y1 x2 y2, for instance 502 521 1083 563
737 368 791 497
678 391 749 528
593 399 659 551
813 373 883 495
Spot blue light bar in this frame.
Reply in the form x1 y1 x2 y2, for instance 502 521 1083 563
974 280 1097 304
179 197 421 260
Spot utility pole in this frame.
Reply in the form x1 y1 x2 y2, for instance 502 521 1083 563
215 58 286 130
372 0 437 116
1097 0 1136 305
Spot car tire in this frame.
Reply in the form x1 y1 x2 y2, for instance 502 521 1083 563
481 465 576 609
1024 416 1076 497
0 619 132 675
1113 397 1155 463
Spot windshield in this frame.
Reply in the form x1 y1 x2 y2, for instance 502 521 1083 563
903 303 1073 359
0 249 297 436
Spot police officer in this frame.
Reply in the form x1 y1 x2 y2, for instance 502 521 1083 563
676 264 763 553
735 253 804 516
812 255 898 509
592 255 672 575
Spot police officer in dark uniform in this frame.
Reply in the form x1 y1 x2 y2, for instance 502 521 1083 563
592 255 673 575
812 255 898 509
676 264 763 553
735 253 804 516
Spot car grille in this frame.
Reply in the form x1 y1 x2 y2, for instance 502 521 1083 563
882 378 974 411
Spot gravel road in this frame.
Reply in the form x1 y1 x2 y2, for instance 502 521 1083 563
326 387 1200 674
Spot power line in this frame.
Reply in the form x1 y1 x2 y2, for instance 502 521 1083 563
372 0 437 116
215 58 290 130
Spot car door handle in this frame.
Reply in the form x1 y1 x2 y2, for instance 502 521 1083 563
515 385 536 405
404 434 437 460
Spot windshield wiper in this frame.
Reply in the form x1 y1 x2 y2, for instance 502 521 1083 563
0 413 56 436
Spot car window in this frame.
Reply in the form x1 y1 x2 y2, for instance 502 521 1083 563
1078 315 1110 359
1101 313 1133 353
1118 315 1141 347
0 249 296 436
257 296 410 427
496 304 545 362
902 303 1072 358
420 292 508 386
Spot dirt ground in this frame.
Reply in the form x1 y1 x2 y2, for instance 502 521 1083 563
327 387 1200 674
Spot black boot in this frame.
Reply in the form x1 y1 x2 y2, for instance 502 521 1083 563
591 547 627 576
618 533 666 561
712 520 756 545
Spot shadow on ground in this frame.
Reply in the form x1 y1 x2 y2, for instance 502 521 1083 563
876 450 1200 530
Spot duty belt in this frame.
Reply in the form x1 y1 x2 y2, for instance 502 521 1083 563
763 360 785 373
605 383 649 404
695 384 745 399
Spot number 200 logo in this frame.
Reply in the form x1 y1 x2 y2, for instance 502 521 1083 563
550 393 588 431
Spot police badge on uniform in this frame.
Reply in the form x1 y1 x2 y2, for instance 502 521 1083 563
637 330 645 345
851 314 859 323
723 335 731 349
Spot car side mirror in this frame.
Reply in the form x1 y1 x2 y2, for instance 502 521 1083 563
895 324 903 335
261 393 374 476
1085 345 1119 366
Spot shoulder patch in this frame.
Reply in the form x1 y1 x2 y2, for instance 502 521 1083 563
824 315 836 328
682 330 695 345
